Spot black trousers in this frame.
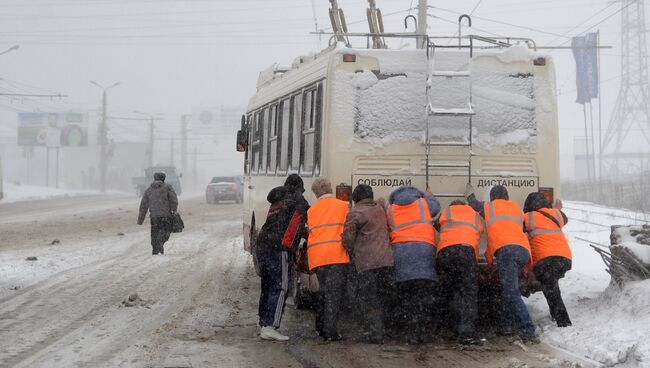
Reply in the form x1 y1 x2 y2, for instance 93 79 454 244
534 256 572 326
356 267 394 340
315 264 348 339
436 245 479 340
150 217 171 255
396 278 436 343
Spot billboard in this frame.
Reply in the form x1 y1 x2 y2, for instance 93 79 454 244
17 112 89 147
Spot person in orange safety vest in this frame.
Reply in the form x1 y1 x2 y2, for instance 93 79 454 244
466 184 538 343
434 199 484 345
523 192 572 327
307 178 350 341
386 185 440 344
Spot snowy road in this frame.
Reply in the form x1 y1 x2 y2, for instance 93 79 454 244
0 196 598 367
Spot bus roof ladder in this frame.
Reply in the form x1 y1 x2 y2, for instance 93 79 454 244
424 14 474 197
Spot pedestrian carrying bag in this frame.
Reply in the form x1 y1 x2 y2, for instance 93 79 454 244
170 212 184 233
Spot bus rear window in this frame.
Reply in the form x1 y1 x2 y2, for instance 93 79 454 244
335 62 538 148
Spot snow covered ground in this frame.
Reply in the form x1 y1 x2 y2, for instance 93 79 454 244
1 182 98 203
527 201 650 367
1 195 649 367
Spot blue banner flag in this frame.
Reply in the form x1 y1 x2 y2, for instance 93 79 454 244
572 32 599 104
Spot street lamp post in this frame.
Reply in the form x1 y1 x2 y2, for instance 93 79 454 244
90 81 120 192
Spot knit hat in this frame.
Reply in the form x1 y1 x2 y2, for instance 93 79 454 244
154 172 166 182
284 174 305 193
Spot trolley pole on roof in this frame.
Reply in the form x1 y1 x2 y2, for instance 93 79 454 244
417 0 428 49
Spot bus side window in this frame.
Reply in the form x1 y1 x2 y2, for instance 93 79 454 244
314 83 323 176
251 111 260 175
268 103 279 175
290 93 302 172
260 107 269 175
245 114 252 175
301 88 317 176
278 98 290 174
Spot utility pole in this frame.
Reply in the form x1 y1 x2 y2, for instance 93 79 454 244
417 0 428 49
193 147 198 190
149 118 154 167
181 114 190 175
170 137 175 166
133 111 163 168
90 81 120 192
100 91 107 190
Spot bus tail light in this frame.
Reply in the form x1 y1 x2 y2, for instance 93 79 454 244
342 54 356 63
539 187 554 206
336 183 352 202
533 57 546 66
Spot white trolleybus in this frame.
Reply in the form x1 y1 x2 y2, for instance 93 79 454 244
236 30 560 270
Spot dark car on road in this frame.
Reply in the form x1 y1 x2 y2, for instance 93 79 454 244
206 176 243 204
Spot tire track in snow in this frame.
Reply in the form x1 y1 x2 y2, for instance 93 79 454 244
0 221 240 367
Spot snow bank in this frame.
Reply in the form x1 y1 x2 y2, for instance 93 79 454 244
1 182 96 203
612 225 650 264
527 202 650 367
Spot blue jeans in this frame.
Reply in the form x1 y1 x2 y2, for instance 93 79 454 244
495 245 535 337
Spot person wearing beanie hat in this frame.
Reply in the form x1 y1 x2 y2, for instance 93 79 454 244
137 171 178 255
256 174 309 341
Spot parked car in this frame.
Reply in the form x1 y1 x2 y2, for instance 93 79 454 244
205 176 243 204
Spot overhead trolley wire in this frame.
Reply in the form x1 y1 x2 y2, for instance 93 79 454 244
429 5 570 38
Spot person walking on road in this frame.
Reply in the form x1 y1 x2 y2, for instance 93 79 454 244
466 184 538 343
435 199 484 345
137 172 178 255
386 185 440 344
256 174 310 341
523 192 572 327
307 178 350 341
342 184 394 344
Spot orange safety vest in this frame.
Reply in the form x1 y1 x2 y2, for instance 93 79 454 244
307 197 350 271
483 199 530 266
437 204 484 258
386 198 436 246
524 208 572 265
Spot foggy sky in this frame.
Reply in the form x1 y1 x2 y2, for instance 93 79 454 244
0 0 641 179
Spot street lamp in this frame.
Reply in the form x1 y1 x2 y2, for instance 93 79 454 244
90 80 120 192
0 45 19 56
133 110 163 168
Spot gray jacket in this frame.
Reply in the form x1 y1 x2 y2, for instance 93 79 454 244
137 181 179 224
